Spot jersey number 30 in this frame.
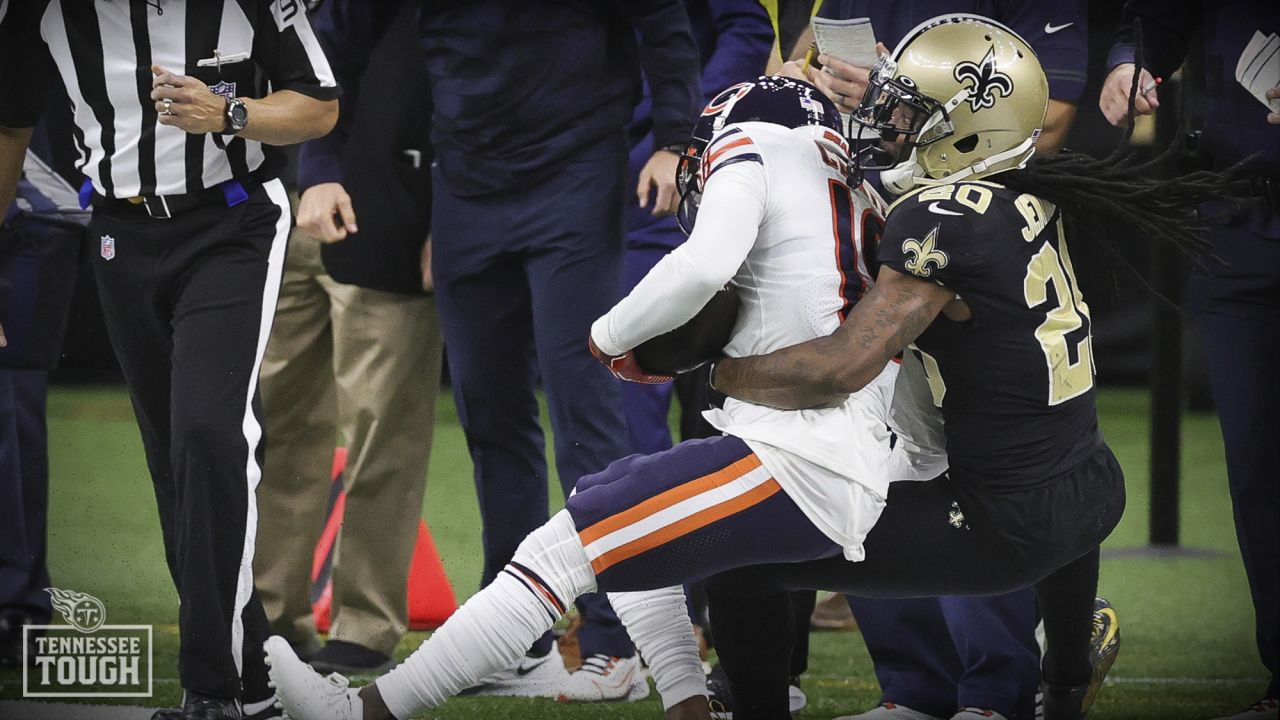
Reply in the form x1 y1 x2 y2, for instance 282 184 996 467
1022 205 1094 405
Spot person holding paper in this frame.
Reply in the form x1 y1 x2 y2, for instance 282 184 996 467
784 1 1088 156
1101 3 1280 719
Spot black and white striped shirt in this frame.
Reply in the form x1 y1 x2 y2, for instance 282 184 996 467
0 0 338 199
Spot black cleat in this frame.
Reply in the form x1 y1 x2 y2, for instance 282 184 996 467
150 692 244 720
152 697 280 720
1084 597 1120 712
705 664 804 719
0 614 40 667
1042 598 1120 720
1042 683 1090 720
706 664 734 720
307 639 394 675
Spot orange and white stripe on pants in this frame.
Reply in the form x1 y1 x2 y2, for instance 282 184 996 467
579 454 781 576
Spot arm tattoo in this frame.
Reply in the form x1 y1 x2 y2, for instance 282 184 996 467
714 276 945 410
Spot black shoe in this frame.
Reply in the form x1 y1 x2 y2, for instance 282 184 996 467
243 702 283 720
0 614 39 667
281 635 322 663
1041 683 1090 720
1084 597 1120 712
308 639 393 675
706 664 803 719
707 664 734 719
151 697 281 720
151 692 243 720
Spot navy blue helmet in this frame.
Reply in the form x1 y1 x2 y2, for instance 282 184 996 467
676 76 843 234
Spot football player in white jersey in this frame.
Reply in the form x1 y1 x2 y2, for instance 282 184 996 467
265 74 939 720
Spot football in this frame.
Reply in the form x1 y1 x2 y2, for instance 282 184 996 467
634 285 740 375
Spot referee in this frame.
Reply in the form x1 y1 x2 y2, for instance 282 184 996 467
0 2 338 719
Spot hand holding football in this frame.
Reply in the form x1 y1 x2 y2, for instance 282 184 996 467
634 285 739 376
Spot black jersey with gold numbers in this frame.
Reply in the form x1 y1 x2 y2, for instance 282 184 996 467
877 180 1102 491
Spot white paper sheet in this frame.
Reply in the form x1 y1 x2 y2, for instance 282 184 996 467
810 16 879 70
1235 30 1280 112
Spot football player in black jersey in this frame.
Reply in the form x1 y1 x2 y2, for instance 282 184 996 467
708 14 1251 720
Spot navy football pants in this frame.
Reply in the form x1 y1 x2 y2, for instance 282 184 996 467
430 135 635 658
849 591 1040 719
0 369 52 626
1189 218 1280 699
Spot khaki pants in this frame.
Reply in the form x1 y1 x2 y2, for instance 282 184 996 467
256 233 442 655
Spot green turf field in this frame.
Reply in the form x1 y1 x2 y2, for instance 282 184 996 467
0 385 1269 718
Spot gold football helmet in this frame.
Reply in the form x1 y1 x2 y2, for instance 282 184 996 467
852 14 1048 187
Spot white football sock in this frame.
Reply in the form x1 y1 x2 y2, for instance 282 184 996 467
608 588 707 709
376 510 594 718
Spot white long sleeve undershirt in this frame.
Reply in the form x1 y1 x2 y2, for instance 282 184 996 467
591 160 767 357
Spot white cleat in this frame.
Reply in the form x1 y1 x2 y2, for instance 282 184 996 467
461 645 572 698
835 703 946 720
555 654 650 702
790 683 807 715
1210 698 1280 720
951 708 1010 720
264 635 363 720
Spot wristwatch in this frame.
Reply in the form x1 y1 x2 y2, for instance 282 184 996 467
224 97 248 135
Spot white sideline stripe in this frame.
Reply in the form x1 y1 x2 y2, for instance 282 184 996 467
0 702 158 720
804 672 1265 687
581 464 773 562
1110 677 1266 686
229 178 290 675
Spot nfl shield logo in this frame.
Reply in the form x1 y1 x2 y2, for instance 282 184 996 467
210 81 237 99
100 235 116 261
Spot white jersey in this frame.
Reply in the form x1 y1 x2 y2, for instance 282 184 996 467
592 121 943 560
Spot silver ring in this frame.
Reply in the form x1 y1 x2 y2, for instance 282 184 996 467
161 97 174 115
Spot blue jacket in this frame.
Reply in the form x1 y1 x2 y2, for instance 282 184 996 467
817 0 1090 102
1108 0 1279 237
299 0 434 295
311 0 703 198
627 0 775 251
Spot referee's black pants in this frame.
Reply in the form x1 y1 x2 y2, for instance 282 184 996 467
88 180 290 701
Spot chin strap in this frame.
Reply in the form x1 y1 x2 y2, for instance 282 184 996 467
916 136 1038 187
881 150 923 195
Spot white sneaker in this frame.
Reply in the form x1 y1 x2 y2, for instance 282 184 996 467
835 703 946 720
264 635 363 720
462 645 572 698
789 683 807 714
1211 698 1280 720
951 708 1009 720
555 654 650 702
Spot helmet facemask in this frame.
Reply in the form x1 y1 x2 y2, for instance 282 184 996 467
675 141 706 236
851 57 955 178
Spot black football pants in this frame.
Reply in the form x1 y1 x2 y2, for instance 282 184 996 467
88 180 290 701
707 445 1126 720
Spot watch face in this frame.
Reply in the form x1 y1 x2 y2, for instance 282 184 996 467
229 100 248 130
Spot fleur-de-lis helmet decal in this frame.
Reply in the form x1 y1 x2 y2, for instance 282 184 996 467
953 46 1015 112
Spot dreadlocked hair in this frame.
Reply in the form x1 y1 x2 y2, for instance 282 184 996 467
997 144 1254 272
997 15 1255 275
